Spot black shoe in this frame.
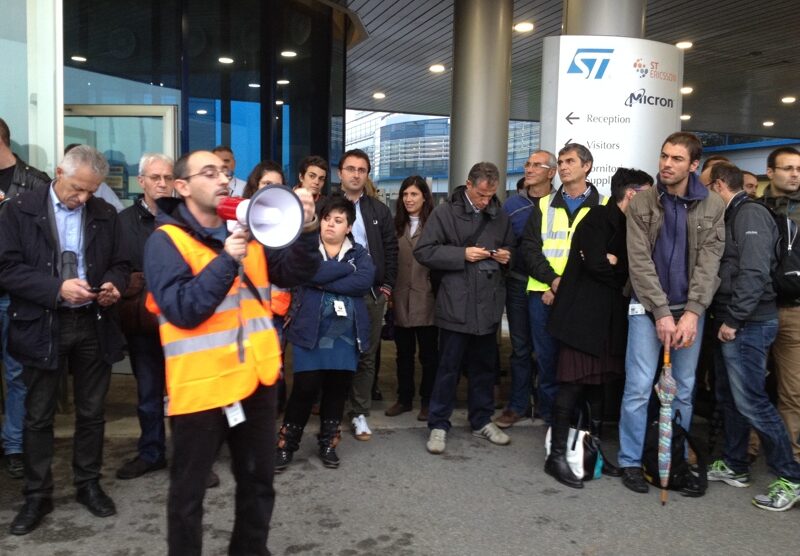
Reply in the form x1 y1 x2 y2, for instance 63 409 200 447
544 454 584 489
601 458 623 477
275 448 294 473
115 456 167 480
76 482 116 517
318 420 342 469
6 453 24 479
206 470 220 489
371 387 383 402
9 498 53 535
621 467 649 494
275 423 304 474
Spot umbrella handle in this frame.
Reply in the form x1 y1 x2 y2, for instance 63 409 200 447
663 347 671 367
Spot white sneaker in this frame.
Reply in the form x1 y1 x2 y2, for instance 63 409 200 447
351 414 372 441
427 429 447 454
472 422 511 445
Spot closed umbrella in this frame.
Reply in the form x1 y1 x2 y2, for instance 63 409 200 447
654 347 677 506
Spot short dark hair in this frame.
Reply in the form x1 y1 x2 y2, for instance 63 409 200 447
610 167 654 202
212 145 233 156
467 162 500 186
516 177 525 192
321 194 356 226
395 175 434 237
767 146 800 169
742 170 758 180
0 118 10 148
299 155 328 177
339 149 371 173
243 160 285 199
701 155 730 172
710 162 744 192
662 132 702 163
173 150 202 180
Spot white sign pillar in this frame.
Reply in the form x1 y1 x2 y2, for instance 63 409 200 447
540 36 683 195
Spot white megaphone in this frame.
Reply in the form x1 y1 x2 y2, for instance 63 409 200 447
216 185 304 249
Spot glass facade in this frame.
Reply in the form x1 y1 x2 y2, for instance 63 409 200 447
61 0 346 194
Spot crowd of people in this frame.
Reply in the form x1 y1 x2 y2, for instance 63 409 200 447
1 114 799 553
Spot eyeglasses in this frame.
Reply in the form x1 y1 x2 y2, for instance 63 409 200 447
524 162 551 169
342 166 368 175
178 166 231 181
142 174 175 183
775 166 800 173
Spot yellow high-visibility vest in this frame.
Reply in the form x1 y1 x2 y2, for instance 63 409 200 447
527 192 608 292
146 224 281 416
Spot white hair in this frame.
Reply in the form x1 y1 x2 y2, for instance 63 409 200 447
138 153 174 175
60 145 109 179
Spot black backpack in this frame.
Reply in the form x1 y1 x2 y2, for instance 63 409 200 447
641 411 707 497
730 199 800 304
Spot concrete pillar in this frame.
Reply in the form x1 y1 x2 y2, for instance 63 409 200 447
448 0 513 195
563 0 646 38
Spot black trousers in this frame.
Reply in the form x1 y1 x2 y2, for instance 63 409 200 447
22 310 111 498
168 385 277 556
393 325 438 406
284 371 353 426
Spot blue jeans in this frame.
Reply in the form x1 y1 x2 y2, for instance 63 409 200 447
127 334 166 463
618 312 704 467
714 319 800 481
428 329 497 432
0 294 25 455
528 292 558 424
505 277 534 415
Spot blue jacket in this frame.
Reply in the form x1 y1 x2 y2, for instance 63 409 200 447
502 192 536 278
144 198 319 329
285 238 375 352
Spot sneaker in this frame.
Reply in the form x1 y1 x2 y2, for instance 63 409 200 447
5 453 24 479
494 409 523 429
472 422 510 445
115 456 167 480
752 478 800 512
621 467 649 494
427 429 447 454
351 414 372 441
707 459 751 488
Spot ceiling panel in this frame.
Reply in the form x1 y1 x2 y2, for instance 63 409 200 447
346 0 800 138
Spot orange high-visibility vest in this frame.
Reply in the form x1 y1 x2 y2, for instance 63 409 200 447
146 224 281 416
270 285 291 317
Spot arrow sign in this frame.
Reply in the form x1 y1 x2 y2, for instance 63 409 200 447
564 138 573 146
565 112 580 125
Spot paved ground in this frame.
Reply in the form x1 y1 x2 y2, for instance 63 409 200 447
0 371 797 556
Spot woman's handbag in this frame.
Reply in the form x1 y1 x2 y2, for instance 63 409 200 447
544 407 603 481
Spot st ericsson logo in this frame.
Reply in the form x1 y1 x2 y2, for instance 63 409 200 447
624 88 675 108
566 48 614 79
633 58 648 78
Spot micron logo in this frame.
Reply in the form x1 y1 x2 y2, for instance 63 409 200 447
624 88 674 108
566 48 614 79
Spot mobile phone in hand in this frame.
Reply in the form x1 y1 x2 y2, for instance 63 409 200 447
88 286 103 294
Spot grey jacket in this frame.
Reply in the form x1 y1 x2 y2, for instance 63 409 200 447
712 192 778 329
414 186 514 335
394 222 435 328
627 182 726 319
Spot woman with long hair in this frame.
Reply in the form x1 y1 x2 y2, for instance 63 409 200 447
385 176 439 420
276 196 375 470
242 160 285 199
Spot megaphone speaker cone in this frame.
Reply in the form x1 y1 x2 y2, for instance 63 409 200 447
247 185 305 249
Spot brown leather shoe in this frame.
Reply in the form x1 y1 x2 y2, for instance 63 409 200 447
494 409 523 429
384 402 412 417
417 406 429 422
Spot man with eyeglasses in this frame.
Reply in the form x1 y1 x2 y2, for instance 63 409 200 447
144 150 319 555
337 148 397 441
212 145 246 197
496 151 556 429
520 143 608 427
0 145 130 535
761 146 800 463
114 153 175 480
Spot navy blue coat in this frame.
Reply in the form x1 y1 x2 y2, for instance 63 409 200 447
0 185 130 369
285 238 375 352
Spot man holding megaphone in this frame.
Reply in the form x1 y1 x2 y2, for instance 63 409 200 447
143 150 320 556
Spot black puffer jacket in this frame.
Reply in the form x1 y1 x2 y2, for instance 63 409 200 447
414 186 514 335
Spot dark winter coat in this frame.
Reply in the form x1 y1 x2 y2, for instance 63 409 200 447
0 185 130 369
547 202 629 358
117 196 158 335
414 186 514 335
285 238 375 352
7 155 50 198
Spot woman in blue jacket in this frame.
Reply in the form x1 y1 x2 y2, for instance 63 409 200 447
277 195 375 470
